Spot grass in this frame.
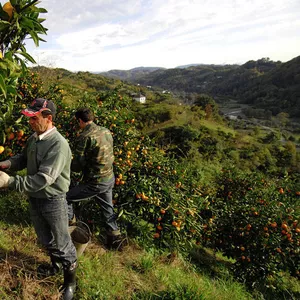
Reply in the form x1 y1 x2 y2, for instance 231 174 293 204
0 193 298 300
0 219 255 300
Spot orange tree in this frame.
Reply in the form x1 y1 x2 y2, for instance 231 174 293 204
0 0 47 159
201 168 299 288
50 87 206 253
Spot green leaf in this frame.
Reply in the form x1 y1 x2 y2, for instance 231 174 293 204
28 30 39 46
20 0 39 12
19 16 35 30
16 51 36 64
118 209 124 218
37 8 48 14
0 74 7 98
0 20 10 31
19 59 27 74
6 85 17 96
0 61 8 72
37 18 46 23
0 130 6 144
15 115 23 124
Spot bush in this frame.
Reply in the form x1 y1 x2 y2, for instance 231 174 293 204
202 168 300 287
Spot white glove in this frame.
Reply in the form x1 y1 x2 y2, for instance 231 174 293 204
0 171 10 188
0 160 11 169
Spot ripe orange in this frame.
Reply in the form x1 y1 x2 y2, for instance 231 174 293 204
0 146 4 154
279 188 284 194
270 222 277 228
141 193 149 201
7 132 15 140
3 2 14 20
153 233 160 239
157 225 163 231
17 129 24 137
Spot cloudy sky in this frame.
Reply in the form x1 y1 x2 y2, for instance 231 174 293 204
26 0 300 72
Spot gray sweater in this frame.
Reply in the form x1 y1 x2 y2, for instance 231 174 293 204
8 128 72 199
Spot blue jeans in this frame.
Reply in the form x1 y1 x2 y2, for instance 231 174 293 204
29 194 77 267
67 176 120 235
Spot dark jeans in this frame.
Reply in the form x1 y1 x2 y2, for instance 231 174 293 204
29 194 77 267
66 176 120 235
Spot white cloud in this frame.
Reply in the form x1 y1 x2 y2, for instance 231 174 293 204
27 0 300 71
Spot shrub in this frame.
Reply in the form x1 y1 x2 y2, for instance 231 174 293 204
202 168 300 287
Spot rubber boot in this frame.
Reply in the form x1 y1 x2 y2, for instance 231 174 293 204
37 256 62 278
106 233 128 251
61 262 77 300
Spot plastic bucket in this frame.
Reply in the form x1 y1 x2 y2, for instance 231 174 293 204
68 221 91 257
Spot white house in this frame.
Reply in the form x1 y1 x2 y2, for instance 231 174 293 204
133 93 146 104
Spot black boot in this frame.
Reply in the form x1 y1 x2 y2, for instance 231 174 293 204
60 262 77 300
106 234 128 251
37 256 62 278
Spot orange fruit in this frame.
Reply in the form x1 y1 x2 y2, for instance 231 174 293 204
0 146 4 154
157 225 163 231
3 2 14 20
7 132 15 140
270 222 277 228
153 233 160 239
17 129 24 137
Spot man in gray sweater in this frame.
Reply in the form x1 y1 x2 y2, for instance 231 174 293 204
0 98 77 300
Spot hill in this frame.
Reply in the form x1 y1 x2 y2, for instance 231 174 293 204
99 66 165 82
99 56 300 119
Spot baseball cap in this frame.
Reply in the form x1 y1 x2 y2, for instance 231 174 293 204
22 98 57 117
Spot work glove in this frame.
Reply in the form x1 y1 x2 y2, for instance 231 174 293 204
0 160 11 169
0 171 10 188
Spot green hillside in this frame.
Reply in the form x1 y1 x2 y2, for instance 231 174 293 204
1 66 299 300
102 56 300 119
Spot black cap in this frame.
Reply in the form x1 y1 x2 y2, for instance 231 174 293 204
22 98 56 117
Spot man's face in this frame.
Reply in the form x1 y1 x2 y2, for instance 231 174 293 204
29 113 51 134
78 118 85 129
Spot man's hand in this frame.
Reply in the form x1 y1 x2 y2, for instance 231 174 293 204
0 171 10 188
0 160 11 169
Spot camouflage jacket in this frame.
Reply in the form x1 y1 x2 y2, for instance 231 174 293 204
71 122 114 183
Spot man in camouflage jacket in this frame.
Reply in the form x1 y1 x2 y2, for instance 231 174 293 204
67 107 125 250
